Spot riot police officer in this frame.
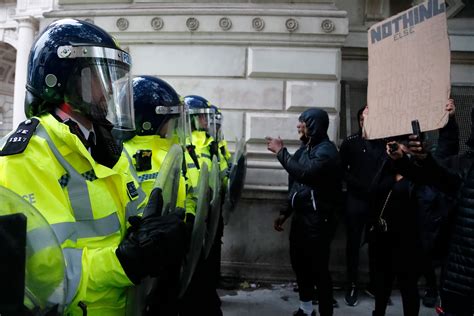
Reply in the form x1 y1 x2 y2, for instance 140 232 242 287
0 19 186 315
181 95 223 316
123 75 197 315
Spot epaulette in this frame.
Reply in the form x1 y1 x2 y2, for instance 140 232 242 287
346 133 360 141
0 118 40 156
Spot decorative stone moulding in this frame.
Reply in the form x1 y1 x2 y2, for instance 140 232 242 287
151 17 164 31
285 18 298 32
252 17 265 31
186 17 199 31
219 17 232 31
116 18 129 31
321 19 335 33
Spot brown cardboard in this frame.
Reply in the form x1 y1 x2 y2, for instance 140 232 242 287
363 0 451 140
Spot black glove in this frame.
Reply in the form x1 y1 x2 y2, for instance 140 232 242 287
116 188 187 284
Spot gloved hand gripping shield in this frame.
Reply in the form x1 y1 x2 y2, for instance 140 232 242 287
0 186 66 314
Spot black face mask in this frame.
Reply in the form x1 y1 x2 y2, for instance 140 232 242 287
90 119 123 168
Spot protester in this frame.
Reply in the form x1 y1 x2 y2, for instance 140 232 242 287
416 99 458 309
340 106 385 306
267 108 342 316
387 104 473 316
0 19 187 315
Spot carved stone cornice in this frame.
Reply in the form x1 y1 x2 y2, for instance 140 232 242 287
45 6 348 47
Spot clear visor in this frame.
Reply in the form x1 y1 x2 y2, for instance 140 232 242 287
189 108 216 140
210 112 223 142
156 102 191 148
65 59 135 131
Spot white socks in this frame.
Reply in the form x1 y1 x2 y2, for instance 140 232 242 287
299 300 314 315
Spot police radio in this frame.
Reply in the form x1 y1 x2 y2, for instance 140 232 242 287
134 149 152 171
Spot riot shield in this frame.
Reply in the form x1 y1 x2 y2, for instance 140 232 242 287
222 137 247 224
203 156 222 259
145 144 183 217
178 163 209 298
0 186 66 314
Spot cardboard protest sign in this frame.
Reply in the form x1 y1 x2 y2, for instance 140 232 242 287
363 0 450 140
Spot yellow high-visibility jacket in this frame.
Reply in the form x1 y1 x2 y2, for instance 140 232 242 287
123 135 196 215
0 114 146 316
185 130 214 193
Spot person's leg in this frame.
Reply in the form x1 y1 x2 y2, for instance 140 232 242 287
345 195 370 285
313 239 333 316
397 259 421 315
290 242 315 315
344 195 370 306
372 233 395 316
421 254 438 308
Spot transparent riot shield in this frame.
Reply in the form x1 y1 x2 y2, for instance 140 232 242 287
128 144 184 315
143 144 183 217
222 137 247 224
178 163 209 298
0 186 66 314
203 156 222 259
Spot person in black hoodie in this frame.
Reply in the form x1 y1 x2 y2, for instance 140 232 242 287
266 108 342 316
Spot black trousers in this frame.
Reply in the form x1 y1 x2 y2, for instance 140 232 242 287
345 194 373 285
370 231 420 316
290 237 333 316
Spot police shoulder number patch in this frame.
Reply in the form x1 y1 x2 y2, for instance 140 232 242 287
0 118 40 156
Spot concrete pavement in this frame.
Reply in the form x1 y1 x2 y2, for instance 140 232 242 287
219 283 439 316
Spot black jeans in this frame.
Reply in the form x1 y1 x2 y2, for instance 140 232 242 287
370 231 420 316
290 237 333 316
345 193 372 285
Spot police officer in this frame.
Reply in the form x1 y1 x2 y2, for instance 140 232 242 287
181 95 223 316
0 19 186 315
123 75 197 315
124 75 196 217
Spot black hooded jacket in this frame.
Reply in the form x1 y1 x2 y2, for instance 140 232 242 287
277 108 342 241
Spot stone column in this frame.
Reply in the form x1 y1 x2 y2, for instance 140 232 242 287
13 17 36 127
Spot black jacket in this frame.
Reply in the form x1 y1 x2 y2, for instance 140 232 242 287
277 109 342 241
395 145 474 298
340 133 386 199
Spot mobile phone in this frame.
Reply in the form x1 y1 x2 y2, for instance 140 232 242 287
411 119 424 141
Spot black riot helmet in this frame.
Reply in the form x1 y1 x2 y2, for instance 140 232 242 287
132 75 184 137
25 18 135 131
184 95 216 139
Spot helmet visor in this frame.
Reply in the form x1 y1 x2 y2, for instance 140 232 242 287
189 108 216 139
64 53 134 131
